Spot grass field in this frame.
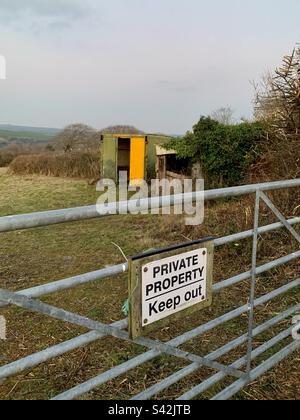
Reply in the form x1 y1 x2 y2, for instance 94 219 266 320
0 129 54 142
0 169 299 400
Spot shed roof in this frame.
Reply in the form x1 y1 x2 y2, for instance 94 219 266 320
101 133 171 139
156 145 177 156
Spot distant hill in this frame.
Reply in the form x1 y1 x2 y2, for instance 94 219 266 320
0 124 60 135
0 137 8 147
0 124 60 148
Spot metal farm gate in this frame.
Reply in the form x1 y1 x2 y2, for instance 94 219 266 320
0 179 299 400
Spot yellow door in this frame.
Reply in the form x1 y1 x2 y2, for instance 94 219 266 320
130 137 146 185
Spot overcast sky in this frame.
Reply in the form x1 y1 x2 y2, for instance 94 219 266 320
0 0 299 133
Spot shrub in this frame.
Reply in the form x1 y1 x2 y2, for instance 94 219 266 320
9 152 101 180
0 150 16 167
0 145 29 167
0 141 49 167
166 117 264 187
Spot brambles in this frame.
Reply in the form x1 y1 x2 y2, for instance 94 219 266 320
166 117 263 188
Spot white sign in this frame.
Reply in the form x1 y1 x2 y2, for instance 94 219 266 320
142 248 207 326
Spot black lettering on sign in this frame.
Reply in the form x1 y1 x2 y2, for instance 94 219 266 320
142 249 208 327
146 284 154 296
148 296 181 317
146 265 205 300
185 285 203 302
151 254 200 279
153 266 161 279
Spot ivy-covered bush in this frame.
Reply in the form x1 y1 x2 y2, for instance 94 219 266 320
166 117 264 187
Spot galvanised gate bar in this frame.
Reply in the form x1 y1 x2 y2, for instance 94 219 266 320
0 179 299 400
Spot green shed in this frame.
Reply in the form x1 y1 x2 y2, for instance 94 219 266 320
101 134 171 185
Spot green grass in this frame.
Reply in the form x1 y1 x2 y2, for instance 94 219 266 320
0 171 299 400
0 171 100 215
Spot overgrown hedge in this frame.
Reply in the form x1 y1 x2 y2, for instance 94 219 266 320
9 152 101 179
167 117 264 187
0 149 17 167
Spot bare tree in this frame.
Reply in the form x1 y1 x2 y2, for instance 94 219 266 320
100 125 144 135
211 107 235 125
52 124 145 153
255 47 300 141
53 124 100 152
